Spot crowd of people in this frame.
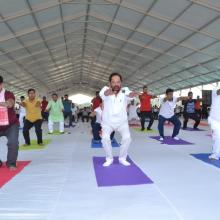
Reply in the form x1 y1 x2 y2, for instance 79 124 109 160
0 73 219 169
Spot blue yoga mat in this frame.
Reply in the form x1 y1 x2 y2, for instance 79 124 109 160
191 153 220 168
91 138 119 148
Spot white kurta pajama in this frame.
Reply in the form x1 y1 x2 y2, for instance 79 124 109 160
19 106 26 128
208 88 220 159
99 86 132 163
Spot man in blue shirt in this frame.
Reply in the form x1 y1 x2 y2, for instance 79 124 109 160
183 92 201 130
62 94 72 127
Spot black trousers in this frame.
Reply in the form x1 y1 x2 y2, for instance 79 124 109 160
23 119 43 145
64 112 72 126
41 111 49 121
195 109 201 119
0 124 19 166
140 111 154 129
82 115 89 122
183 113 200 129
92 122 115 141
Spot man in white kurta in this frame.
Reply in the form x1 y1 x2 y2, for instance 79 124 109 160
19 96 26 129
128 100 139 122
99 73 136 167
208 88 220 160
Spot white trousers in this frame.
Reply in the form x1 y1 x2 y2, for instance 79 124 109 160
48 120 64 133
19 114 26 128
209 118 220 157
102 122 131 161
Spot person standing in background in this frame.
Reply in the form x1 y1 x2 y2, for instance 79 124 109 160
18 96 26 129
195 95 202 118
41 96 49 121
62 94 72 127
183 92 201 130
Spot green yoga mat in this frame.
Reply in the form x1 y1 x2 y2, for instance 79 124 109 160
19 139 51 150
133 128 157 133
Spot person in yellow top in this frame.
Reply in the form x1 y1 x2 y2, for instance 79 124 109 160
21 89 43 146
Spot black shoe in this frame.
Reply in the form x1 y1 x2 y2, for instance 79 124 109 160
93 139 101 144
147 128 152 131
141 128 145 131
6 162 17 170
0 160 3 167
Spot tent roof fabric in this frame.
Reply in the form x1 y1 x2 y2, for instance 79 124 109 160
1 0 220 96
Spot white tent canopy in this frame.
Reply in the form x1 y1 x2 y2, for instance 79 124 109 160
1 0 220 97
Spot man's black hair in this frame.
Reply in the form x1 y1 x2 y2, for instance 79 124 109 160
109 72 122 82
28 88 35 94
166 88 174 95
0 76 3 83
52 93 58 97
188 91 193 96
20 96 25 99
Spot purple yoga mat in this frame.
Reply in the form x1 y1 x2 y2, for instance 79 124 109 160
149 136 193 145
181 128 205 131
93 157 153 187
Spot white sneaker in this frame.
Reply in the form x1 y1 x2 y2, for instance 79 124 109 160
209 154 219 160
173 136 180 140
119 159 131 166
159 137 164 141
103 159 114 167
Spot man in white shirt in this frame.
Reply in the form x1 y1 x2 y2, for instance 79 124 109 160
18 96 26 129
158 88 186 141
90 102 115 144
99 73 137 167
128 100 139 122
208 88 220 160
71 103 78 123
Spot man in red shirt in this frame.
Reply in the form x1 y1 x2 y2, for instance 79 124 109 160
91 91 102 111
91 91 102 127
41 96 49 121
195 95 202 118
139 86 157 131
0 76 19 170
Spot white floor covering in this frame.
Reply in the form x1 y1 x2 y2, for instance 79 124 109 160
0 119 219 220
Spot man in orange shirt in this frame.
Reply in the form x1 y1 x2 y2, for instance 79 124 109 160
139 86 157 131
195 95 202 118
